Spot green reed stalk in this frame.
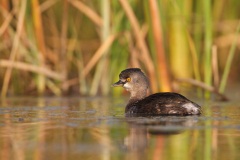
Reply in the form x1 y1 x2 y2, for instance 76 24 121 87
89 0 110 95
193 1 203 62
1 0 240 96
219 22 240 94
110 1 129 96
170 0 201 81
100 0 110 95
213 0 226 23
203 0 213 98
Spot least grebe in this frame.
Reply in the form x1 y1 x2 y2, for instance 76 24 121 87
112 68 201 115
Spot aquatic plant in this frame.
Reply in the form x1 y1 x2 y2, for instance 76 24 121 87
0 0 239 97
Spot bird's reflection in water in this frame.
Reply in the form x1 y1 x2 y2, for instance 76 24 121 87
123 115 200 159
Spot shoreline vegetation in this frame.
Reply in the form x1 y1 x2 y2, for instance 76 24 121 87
0 0 239 98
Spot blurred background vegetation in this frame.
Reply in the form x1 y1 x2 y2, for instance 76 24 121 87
0 0 239 97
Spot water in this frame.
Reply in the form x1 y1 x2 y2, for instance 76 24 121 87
0 96 240 160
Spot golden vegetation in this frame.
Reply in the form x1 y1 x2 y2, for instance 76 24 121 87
0 0 239 97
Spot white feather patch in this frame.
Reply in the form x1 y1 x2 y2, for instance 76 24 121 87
182 103 200 114
123 83 131 91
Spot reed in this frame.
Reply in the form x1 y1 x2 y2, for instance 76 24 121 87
0 0 239 97
149 0 172 92
168 0 193 80
1 0 27 97
219 22 240 94
31 0 47 95
203 0 213 98
119 0 158 93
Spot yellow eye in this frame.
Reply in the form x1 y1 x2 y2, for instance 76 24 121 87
126 77 131 82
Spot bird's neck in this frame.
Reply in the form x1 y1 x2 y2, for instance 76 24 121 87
128 89 148 104
125 90 147 114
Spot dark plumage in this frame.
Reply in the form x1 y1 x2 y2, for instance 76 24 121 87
112 68 201 116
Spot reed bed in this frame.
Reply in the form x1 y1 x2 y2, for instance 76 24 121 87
0 0 239 97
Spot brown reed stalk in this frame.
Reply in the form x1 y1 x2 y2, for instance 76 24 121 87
82 34 116 77
119 0 158 93
149 0 172 92
128 32 141 68
60 0 69 91
31 0 47 94
0 60 64 80
0 0 9 10
69 0 103 27
40 0 58 12
0 8 13 37
32 0 47 60
177 78 228 101
1 0 27 97
85 32 115 95
46 79 61 96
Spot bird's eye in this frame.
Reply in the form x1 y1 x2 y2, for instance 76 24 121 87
126 77 131 82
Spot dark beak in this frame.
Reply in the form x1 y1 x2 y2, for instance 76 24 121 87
112 80 124 87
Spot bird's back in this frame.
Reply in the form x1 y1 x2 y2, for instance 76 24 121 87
126 92 201 116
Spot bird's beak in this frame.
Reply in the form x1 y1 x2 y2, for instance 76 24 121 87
112 80 125 87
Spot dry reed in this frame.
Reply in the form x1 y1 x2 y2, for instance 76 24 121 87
0 0 239 97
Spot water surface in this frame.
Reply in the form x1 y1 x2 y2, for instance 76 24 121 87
0 97 240 160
